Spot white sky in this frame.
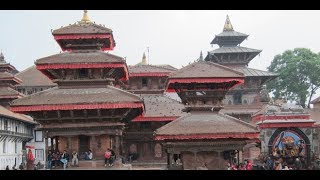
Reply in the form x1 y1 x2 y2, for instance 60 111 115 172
1 10 320 73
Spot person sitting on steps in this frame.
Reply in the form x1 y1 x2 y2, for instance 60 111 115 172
84 149 93 160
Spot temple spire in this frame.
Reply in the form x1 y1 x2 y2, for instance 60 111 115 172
80 10 91 23
141 52 147 65
223 15 233 31
199 51 203 61
0 51 6 63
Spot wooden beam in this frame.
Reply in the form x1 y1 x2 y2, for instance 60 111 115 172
57 110 61 119
36 115 123 121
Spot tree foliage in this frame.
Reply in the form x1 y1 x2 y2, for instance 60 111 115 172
267 48 320 108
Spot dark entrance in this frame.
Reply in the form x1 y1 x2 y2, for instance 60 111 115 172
79 135 90 158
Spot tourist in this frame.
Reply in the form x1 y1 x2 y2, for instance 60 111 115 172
19 163 24 170
47 150 52 169
5 165 9 170
60 150 68 170
26 149 35 170
266 156 274 170
109 148 116 166
104 149 111 167
294 158 302 170
71 151 79 167
85 149 93 160
12 165 16 170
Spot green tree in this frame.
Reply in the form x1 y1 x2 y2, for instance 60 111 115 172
267 48 320 108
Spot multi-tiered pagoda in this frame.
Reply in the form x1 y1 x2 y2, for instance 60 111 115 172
205 16 277 122
155 60 259 170
124 54 185 163
0 53 23 108
10 11 144 159
0 52 35 170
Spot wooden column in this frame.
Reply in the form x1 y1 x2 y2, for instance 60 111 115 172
91 136 96 158
115 135 120 157
68 137 72 151
50 137 54 152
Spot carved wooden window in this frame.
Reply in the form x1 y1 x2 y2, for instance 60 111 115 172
79 68 88 78
4 120 8 131
35 130 43 142
154 143 162 158
142 78 148 87
3 140 6 153
233 92 242 105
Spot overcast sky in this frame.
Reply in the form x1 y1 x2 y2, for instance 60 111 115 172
1 10 320 73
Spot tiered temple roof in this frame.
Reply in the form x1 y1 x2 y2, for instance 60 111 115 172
11 11 144 123
15 66 56 87
132 94 185 122
155 60 259 141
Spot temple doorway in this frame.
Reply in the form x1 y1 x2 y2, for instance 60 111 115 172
79 135 90 157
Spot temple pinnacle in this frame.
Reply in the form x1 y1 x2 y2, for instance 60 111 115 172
223 15 233 31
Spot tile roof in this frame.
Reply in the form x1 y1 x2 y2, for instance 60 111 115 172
0 105 35 124
138 94 186 117
155 112 258 136
128 64 177 74
52 22 112 35
169 61 244 79
15 66 56 87
0 87 23 97
311 96 320 104
10 86 142 106
209 46 261 54
233 67 278 77
221 105 262 115
36 50 125 65
0 71 15 79
215 30 248 37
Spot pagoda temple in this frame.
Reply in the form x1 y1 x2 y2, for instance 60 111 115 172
0 53 24 108
155 60 260 170
0 52 35 170
205 15 277 122
10 11 145 160
124 54 185 162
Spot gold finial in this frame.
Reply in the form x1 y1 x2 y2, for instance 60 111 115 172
223 15 233 31
141 52 147 65
81 10 91 23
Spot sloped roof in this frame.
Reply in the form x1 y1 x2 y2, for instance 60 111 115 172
233 67 278 77
215 31 248 37
311 96 320 104
0 71 14 79
138 94 185 117
0 87 23 97
129 64 177 74
221 105 262 115
209 46 261 54
0 105 35 124
155 112 258 137
169 61 244 79
10 86 142 106
52 22 112 35
15 66 56 87
36 50 125 65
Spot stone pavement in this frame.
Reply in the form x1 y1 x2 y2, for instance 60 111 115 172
47 160 167 170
